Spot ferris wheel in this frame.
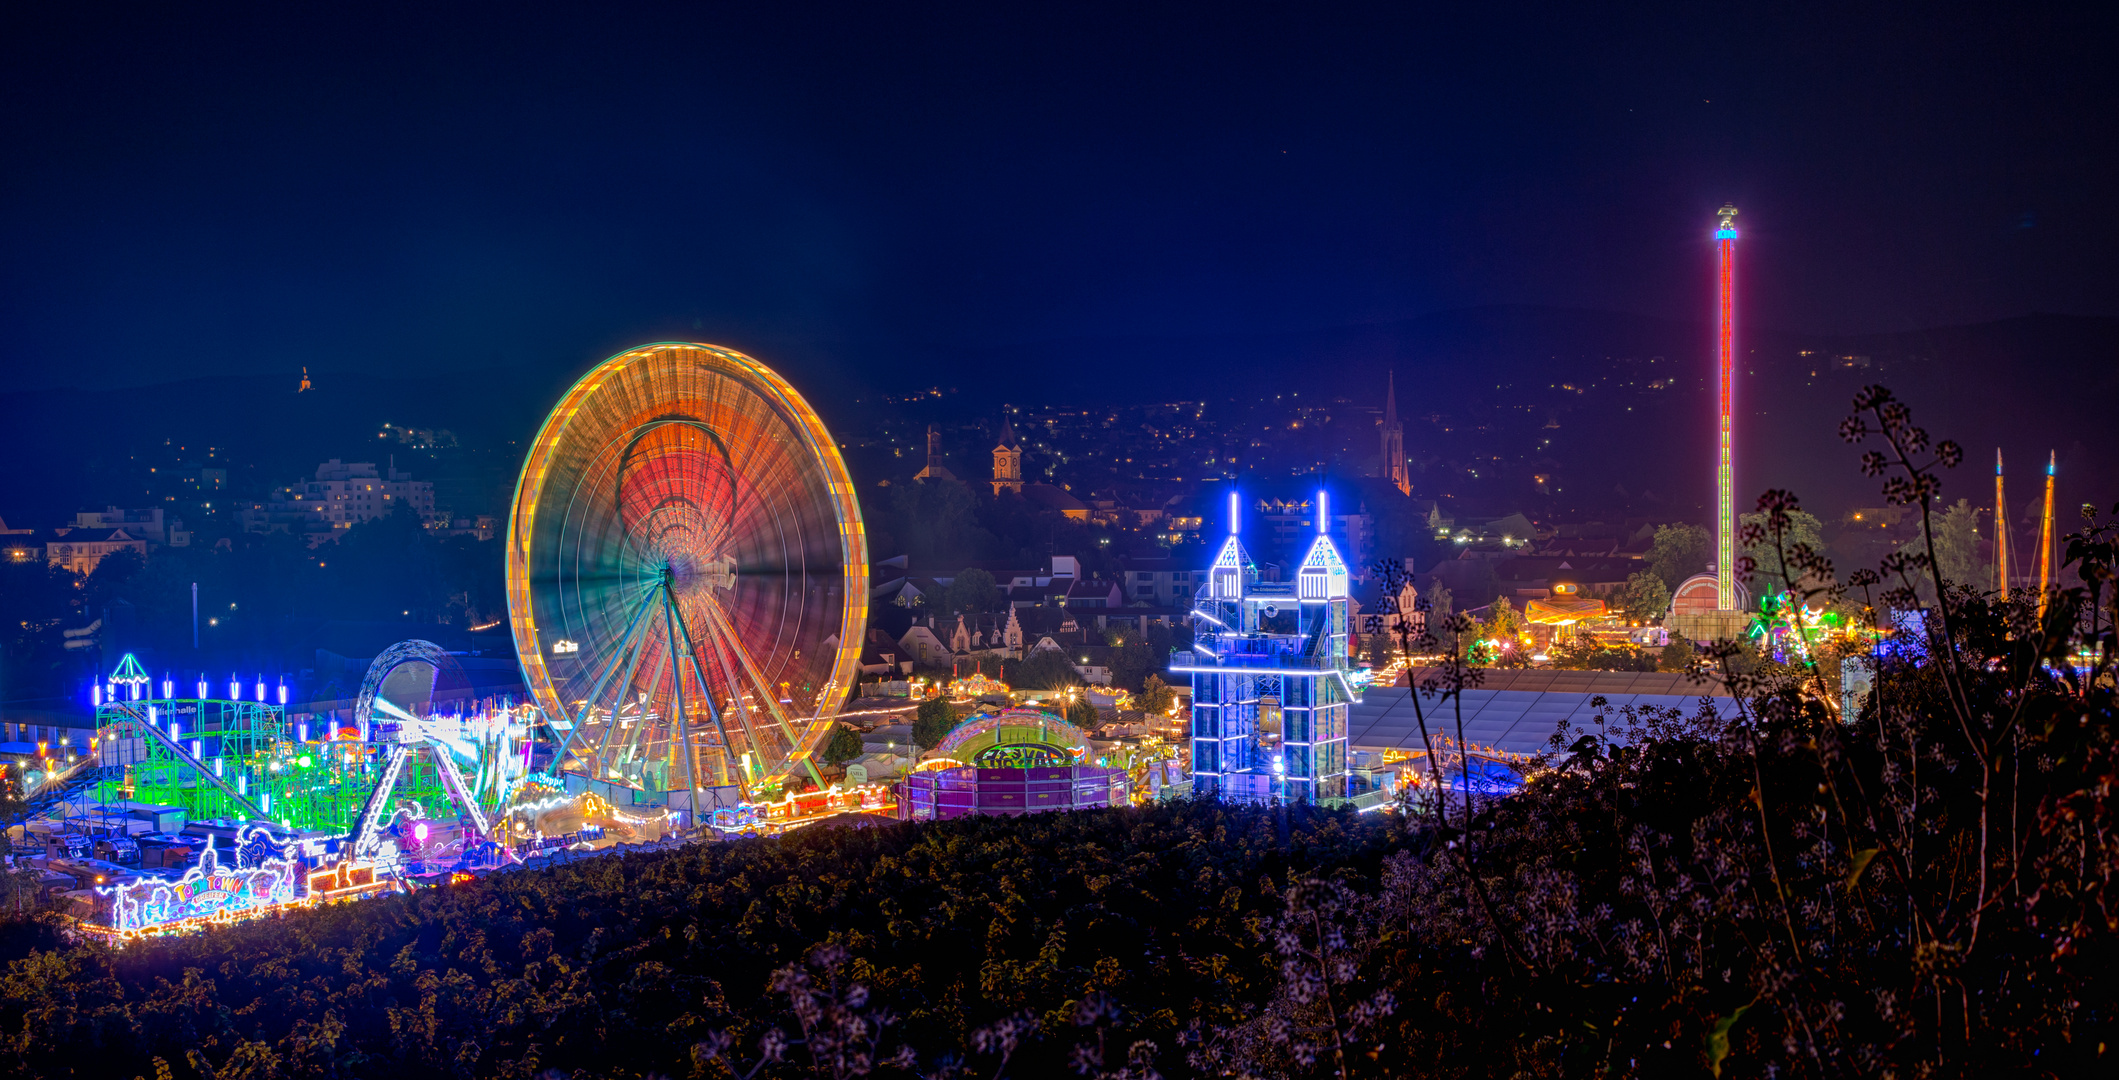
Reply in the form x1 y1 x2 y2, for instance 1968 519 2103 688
506 342 867 804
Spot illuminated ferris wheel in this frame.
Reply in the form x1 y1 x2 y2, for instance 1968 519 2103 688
506 342 867 803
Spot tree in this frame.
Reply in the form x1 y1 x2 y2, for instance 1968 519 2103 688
1064 694 1099 729
1738 505 1824 598
1106 641 1159 691
818 724 863 766
82 547 144 610
1475 595 1526 659
1009 650 1081 690
1616 569 1670 623
911 697 959 751
1363 632 1392 669
1135 674 1176 716
886 478 996 566
940 567 1002 615
1648 522 1711 591
1894 496 1982 600
1425 583 1454 653
1657 633 1695 672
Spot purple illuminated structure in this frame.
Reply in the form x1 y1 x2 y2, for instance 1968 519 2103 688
897 707 1129 820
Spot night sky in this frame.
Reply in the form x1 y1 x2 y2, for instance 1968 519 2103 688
3 3 2113 390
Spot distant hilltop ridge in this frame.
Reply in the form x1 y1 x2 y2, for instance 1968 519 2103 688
1 309 2111 524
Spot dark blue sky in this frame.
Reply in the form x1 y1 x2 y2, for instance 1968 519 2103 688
3 2 2112 390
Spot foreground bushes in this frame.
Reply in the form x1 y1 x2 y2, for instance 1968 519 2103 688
0 801 1400 1079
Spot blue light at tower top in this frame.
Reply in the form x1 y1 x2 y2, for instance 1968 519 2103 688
1715 227 1738 240
1228 489 1240 534
1317 489 1328 534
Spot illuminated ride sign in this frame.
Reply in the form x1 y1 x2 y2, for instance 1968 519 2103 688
101 826 299 937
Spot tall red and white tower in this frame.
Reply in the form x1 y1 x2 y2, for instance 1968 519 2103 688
1714 204 1739 611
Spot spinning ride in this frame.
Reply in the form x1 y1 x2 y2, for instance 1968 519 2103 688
507 343 867 806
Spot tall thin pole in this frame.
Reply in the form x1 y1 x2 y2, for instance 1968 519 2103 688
1714 204 1740 612
1994 450 2010 596
191 582 199 649
2037 451 2057 618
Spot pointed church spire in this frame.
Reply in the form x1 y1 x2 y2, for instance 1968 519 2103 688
1379 371 1409 495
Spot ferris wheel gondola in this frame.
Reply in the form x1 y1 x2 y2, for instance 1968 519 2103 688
506 343 867 803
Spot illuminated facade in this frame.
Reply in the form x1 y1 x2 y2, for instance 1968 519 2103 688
1178 491 1356 803
991 418 1024 495
898 708 1127 820
1714 203 1739 611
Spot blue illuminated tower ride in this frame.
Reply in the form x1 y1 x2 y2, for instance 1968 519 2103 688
1177 491 1356 803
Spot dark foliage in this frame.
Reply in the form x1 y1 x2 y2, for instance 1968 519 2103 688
910 698 960 751
0 802 1401 1079
818 725 864 767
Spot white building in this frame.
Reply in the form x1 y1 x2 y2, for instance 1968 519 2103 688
240 459 440 540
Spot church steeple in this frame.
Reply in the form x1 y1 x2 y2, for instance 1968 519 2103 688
915 424 958 482
991 416 1023 495
1380 372 1409 495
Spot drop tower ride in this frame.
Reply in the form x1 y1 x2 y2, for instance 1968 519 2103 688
1714 204 1739 611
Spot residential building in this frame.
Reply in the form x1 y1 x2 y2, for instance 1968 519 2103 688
1021 483 1089 521
1493 556 1639 601
38 529 149 575
72 507 185 547
1122 558 1201 606
239 459 440 541
1061 578 1124 609
1253 493 1374 573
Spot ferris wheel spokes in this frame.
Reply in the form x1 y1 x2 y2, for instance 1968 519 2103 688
696 593 828 784
548 583 662 768
668 587 757 799
659 585 695 800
